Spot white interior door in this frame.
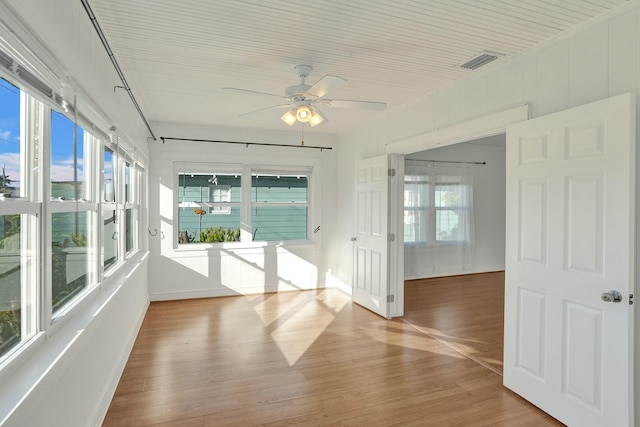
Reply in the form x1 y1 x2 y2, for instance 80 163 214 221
504 93 636 427
353 155 390 318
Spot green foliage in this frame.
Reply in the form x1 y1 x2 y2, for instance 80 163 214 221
70 232 88 247
0 310 20 346
440 191 458 207
199 227 240 243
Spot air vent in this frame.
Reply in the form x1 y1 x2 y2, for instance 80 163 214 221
459 52 501 70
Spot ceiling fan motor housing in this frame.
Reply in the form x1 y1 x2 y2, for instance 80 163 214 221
285 84 312 98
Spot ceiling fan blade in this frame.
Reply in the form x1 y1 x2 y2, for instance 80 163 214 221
305 75 346 98
238 104 291 117
223 87 286 100
326 99 387 110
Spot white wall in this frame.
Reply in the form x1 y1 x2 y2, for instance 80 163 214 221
147 122 341 300
404 136 506 279
330 2 640 422
0 256 149 427
0 1 152 426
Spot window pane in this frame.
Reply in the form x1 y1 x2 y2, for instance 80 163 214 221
404 210 417 243
104 147 115 202
436 209 461 241
0 214 36 358
179 207 241 243
52 211 93 313
125 208 133 252
104 209 118 268
251 175 307 203
0 78 21 197
178 173 241 204
435 184 461 208
177 173 241 243
51 111 85 200
252 206 307 241
125 162 131 203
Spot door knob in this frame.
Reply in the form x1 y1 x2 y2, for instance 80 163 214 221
601 290 622 303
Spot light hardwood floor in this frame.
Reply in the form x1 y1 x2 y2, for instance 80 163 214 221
104 274 563 426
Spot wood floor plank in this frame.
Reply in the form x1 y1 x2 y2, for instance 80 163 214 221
103 281 563 426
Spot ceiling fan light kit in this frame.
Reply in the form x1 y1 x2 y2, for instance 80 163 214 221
224 64 387 128
296 105 311 122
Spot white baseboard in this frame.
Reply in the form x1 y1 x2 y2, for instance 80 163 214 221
91 298 149 426
150 282 330 301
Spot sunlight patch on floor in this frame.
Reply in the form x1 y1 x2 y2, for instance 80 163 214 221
268 290 350 365
358 322 466 359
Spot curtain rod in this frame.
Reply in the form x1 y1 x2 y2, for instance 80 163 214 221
160 136 333 151
80 0 157 141
406 159 486 165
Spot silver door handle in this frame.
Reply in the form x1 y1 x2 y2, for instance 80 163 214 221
350 237 357 242
601 290 622 303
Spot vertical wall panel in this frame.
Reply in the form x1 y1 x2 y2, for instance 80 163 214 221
569 23 609 107
486 71 499 113
498 59 524 108
609 11 637 97
449 86 461 125
459 76 488 121
430 90 452 129
562 301 603 412
522 54 538 115
516 288 547 380
536 40 569 116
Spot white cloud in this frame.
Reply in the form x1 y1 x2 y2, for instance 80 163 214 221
0 130 11 141
51 157 84 182
0 152 21 182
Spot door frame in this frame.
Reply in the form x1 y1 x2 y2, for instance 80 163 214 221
385 104 530 318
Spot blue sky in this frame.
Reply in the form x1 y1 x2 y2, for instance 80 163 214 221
1 77 93 185
0 78 21 184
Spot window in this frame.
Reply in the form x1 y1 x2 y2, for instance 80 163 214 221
177 167 310 244
404 163 473 245
49 111 98 316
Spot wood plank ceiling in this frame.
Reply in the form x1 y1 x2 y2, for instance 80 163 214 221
88 0 626 135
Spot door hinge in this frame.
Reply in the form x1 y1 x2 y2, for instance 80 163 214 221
388 168 396 177
630 294 634 305
387 295 395 303
388 233 395 242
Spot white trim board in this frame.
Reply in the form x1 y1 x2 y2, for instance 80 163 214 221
385 104 529 155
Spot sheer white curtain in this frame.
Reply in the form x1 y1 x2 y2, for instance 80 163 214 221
404 159 475 279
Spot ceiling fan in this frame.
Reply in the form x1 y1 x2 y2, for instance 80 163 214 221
223 65 386 127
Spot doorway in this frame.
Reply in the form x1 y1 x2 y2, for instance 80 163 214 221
401 134 507 372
